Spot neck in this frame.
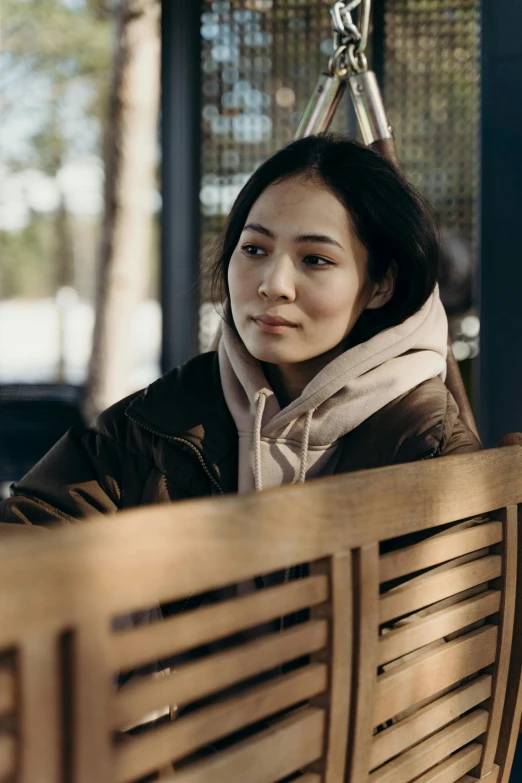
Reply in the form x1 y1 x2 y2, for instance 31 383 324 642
263 342 347 406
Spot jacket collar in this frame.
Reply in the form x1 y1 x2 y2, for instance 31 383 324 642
125 352 238 492
125 353 457 493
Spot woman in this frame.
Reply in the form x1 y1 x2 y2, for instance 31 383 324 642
0 134 480 528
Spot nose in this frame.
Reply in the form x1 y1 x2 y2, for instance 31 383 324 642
258 255 296 302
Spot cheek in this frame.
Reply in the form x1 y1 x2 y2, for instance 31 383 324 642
228 254 256 308
303 272 363 322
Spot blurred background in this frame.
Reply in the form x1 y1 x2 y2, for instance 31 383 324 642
0 0 520 483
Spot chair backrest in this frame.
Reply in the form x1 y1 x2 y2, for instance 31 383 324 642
1 447 522 783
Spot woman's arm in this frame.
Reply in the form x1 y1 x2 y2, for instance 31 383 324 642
0 425 122 530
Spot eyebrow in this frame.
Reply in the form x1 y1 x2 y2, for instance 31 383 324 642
242 222 344 250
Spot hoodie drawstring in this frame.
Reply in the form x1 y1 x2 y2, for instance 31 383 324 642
253 392 267 492
298 408 315 483
253 394 316 492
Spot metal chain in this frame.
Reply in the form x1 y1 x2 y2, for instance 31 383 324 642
328 0 369 77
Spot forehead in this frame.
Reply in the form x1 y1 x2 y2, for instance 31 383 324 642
246 176 353 237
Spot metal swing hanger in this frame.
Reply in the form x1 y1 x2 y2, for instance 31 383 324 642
329 0 370 77
295 0 394 161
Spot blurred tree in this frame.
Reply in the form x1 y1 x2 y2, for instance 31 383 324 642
0 0 112 298
83 0 160 419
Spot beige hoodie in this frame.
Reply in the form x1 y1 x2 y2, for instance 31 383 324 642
217 288 448 493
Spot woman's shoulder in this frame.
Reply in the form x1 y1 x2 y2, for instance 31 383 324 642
93 350 221 443
337 377 480 473
384 376 481 460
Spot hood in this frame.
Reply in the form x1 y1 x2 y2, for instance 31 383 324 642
218 287 448 492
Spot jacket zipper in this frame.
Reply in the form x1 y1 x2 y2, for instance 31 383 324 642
125 410 224 496
126 410 225 625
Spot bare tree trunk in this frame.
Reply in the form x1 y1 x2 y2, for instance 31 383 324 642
55 191 74 383
84 0 160 421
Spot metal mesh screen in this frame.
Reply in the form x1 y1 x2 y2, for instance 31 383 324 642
199 0 480 361
382 0 480 363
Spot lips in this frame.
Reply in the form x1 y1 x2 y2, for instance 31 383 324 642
252 314 298 335
253 314 297 327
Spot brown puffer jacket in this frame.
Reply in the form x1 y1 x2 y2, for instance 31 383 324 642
0 351 480 530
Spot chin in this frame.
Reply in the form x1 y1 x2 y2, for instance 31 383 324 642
241 336 305 365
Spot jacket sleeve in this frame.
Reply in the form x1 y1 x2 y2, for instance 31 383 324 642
439 416 481 456
0 425 122 532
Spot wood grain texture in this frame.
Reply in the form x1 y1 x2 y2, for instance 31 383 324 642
113 620 328 730
379 590 501 666
379 521 502 583
369 710 488 783
0 732 15 780
374 625 498 726
379 556 502 624
0 669 14 719
410 743 482 783
19 634 61 783
115 664 328 783
370 675 492 770
347 545 380 782
1 447 521 783
111 574 328 672
1 448 521 642
481 765 500 781
324 553 353 783
478 507 517 776
73 622 113 783
490 505 522 783
158 707 326 783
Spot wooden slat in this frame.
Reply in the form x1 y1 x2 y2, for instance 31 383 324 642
479 764 500 781
369 710 488 783
380 521 502 583
0 733 16 780
494 509 522 783
73 622 113 783
478 507 517 776
324 553 353 783
115 664 328 783
113 619 328 731
374 625 498 726
111 574 329 672
157 707 325 783
1 449 521 643
371 675 493 770
0 670 14 718
458 765 499 782
411 743 483 783
379 590 501 665
347 545 380 781
19 634 61 783
379 555 502 624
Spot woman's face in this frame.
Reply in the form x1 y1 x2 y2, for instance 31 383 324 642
228 175 387 367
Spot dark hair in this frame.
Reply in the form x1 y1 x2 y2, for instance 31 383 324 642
210 133 440 343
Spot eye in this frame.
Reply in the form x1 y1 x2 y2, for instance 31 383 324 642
304 255 333 267
241 244 266 257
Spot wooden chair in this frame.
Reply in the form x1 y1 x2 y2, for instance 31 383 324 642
1 447 522 783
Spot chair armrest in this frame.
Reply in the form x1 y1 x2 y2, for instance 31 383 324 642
498 433 522 447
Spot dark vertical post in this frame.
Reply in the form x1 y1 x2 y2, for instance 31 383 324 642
479 0 522 445
161 0 201 372
371 0 385 89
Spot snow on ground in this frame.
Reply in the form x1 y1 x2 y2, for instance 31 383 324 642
0 294 162 392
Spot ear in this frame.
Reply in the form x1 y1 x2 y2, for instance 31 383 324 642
365 262 396 311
